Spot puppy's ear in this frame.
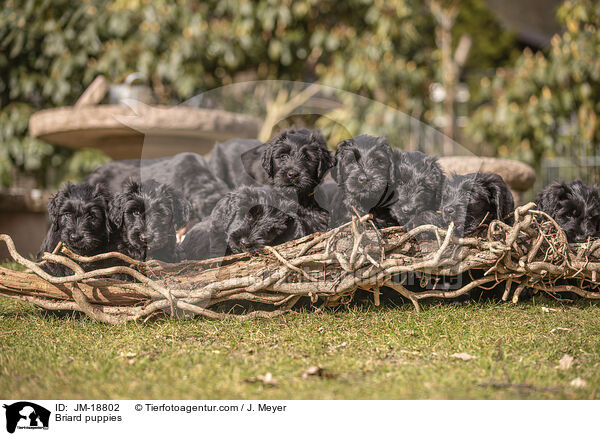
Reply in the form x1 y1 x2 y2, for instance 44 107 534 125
241 143 266 179
309 130 333 180
261 143 276 179
376 136 396 183
536 181 569 212
317 147 334 181
331 140 354 183
424 155 443 184
108 193 127 229
248 204 265 222
165 187 192 230
209 194 236 234
48 182 77 230
423 154 444 204
262 130 290 179
481 174 514 222
92 183 112 213
92 183 113 234
47 191 64 231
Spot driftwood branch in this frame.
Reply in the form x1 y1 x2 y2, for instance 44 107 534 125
0 204 598 323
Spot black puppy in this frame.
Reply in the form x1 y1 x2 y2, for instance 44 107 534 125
390 149 445 229
209 138 268 188
439 173 515 236
86 152 229 219
38 182 112 276
181 186 310 260
313 179 337 212
536 180 600 243
109 179 192 262
262 128 333 232
328 135 398 228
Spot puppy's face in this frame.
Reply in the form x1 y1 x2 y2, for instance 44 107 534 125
262 128 333 197
47 183 111 254
332 135 395 209
110 180 191 253
537 181 600 242
211 188 297 255
227 204 292 253
394 151 444 224
440 175 489 236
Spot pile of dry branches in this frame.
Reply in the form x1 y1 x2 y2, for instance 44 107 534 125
0 203 598 324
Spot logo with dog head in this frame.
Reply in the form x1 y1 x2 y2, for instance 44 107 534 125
3 402 50 434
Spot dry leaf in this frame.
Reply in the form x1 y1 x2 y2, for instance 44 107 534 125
570 377 587 388
542 306 562 313
328 342 347 352
556 354 574 370
451 352 477 361
399 349 420 355
120 352 137 358
245 372 279 387
301 366 337 379
550 327 572 334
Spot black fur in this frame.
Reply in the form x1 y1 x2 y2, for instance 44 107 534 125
86 152 229 219
262 128 333 232
181 186 311 260
390 149 445 229
109 179 192 262
536 180 600 243
209 138 268 188
329 135 399 228
38 182 112 276
439 173 515 236
313 180 337 212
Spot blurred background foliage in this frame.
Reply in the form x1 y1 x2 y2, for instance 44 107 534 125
0 0 598 189
466 0 600 183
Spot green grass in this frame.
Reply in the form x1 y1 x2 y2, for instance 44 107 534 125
1 295 599 399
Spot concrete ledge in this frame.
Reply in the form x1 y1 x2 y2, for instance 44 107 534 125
0 189 51 261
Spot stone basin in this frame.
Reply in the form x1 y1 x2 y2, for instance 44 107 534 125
29 104 261 160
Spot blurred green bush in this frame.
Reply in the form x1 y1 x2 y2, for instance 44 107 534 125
0 0 517 189
466 0 600 173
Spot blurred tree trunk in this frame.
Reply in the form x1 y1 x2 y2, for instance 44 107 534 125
430 0 471 155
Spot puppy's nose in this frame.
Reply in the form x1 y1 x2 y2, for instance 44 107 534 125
69 233 82 242
286 169 299 180
401 205 412 215
358 174 368 184
238 237 254 251
140 233 153 243
573 233 588 243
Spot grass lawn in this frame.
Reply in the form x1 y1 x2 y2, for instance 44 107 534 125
1 293 599 400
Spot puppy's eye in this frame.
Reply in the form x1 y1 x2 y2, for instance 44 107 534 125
343 153 358 164
302 148 315 159
132 210 142 217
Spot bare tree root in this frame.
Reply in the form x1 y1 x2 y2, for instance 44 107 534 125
0 203 598 323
